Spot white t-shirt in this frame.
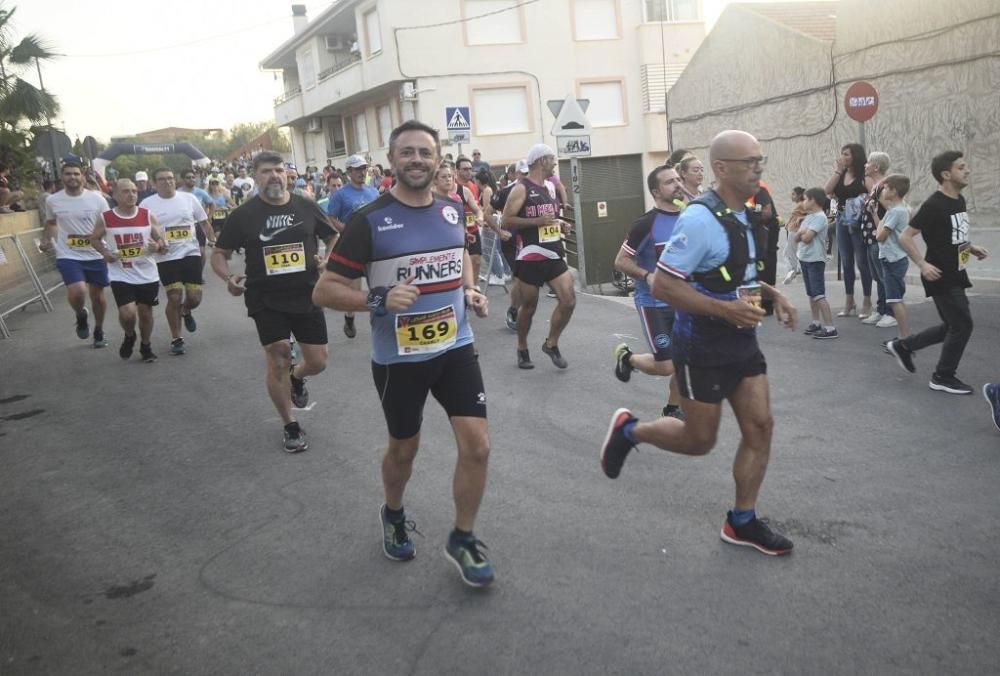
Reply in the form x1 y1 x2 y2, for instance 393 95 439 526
142 192 207 262
102 207 160 285
233 177 254 192
44 190 108 261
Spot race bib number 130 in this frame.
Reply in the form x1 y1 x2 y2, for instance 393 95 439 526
395 305 457 355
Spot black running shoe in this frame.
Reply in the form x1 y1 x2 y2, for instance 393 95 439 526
290 368 309 408
140 344 158 363
613 343 633 382
170 338 186 356
283 422 308 453
343 315 356 339
803 323 820 336
886 339 915 373
541 341 568 369
517 349 534 370
119 332 137 359
720 512 793 556
182 310 197 333
929 373 973 395
505 306 518 331
75 308 90 339
600 408 637 479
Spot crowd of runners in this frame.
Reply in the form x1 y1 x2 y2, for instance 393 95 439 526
38 119 998 588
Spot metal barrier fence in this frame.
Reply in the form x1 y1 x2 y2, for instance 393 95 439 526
0 227 62 338
477 226 510 294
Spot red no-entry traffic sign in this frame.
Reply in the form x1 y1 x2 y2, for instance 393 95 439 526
844 81 879 123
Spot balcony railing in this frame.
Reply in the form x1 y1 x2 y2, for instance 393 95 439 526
318 53 361 82
274 86 302 106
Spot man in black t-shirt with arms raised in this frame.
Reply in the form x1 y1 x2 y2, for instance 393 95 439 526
887 151 989 394
211 151 337 452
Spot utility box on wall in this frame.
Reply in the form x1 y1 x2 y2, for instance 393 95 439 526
559 154 646 286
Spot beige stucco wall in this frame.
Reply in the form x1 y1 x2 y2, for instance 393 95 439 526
666 0 1000 229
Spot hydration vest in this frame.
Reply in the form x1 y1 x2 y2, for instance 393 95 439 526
689 190 767 293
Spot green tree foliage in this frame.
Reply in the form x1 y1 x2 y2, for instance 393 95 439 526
0 3 59 130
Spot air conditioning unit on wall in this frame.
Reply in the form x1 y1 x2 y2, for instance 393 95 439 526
306 118 322 133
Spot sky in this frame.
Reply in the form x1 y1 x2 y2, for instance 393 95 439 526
14 0 785 144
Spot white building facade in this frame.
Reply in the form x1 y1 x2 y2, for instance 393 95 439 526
263 0 704 177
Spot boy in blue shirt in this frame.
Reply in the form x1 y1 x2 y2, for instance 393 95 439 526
872 174 911 338
794 188 837 339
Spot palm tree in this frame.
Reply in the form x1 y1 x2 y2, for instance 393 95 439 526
0 3 59 130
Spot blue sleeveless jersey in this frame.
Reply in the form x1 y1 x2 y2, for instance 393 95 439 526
327 192 474 365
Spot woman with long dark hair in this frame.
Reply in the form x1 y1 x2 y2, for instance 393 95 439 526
825 143 872 317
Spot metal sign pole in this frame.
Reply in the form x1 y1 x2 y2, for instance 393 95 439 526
859 120 866 148
570 157 586 287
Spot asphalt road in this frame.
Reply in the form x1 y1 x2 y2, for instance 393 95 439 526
1 268 998 675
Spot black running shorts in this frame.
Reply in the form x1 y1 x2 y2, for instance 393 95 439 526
110 281 160 308
674 350 768 404
157 256 204 289
637 305 675 362
514 258 568 287
250 306 328 346
371 344 487 440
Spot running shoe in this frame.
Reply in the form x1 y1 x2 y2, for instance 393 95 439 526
720 512 793 556
182 310 197 333
600 408 637 479
782 270 798 285
517 349 534 370
283 422 308 453
875 315 898 328
140 344 157 363
861 312 882 325
663 405 686 421
444 535 495 587
343 315 356 339
881 339 892 355
803 323 821 336
983 383 1000 432
886 339 915 373
541 341 568 369
929 373 973 395
119 332 136 360
812 328 839 340
75 308 90 339
93 328 108 349
546 290 557 299
289 340 299 363
290 368 309 408
379 504 417 561
170 337 186 355
505 306 518 331
613 343 633 382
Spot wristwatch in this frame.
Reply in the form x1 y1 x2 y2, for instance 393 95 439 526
367 286 388 317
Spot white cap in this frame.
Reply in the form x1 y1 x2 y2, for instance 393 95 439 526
345 154 368 169
526 143 555 166
135 171 148 181
515 159 529 174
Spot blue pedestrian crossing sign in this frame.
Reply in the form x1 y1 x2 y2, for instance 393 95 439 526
446 107 471 131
